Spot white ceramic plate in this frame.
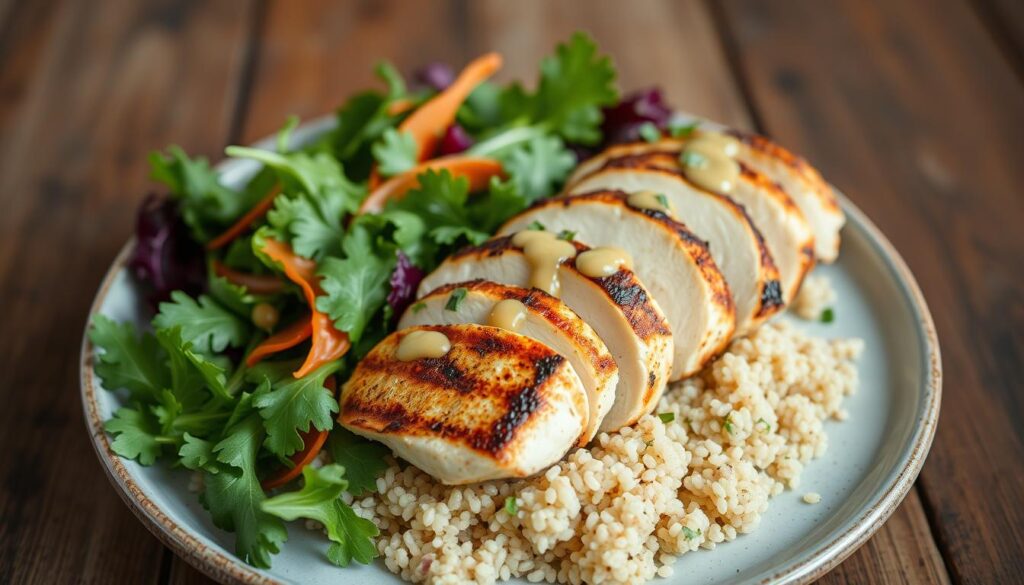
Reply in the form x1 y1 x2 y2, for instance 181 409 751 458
80 118 941 585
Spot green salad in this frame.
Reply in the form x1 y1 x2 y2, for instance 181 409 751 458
89 32 680 569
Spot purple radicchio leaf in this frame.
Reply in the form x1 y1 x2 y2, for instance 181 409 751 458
412 62 455 92
386 251 425 320
600 87 674 146
127 194 206 310
438 123 474 156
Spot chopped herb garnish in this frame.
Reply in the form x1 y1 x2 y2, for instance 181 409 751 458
681 526 702 541
557 229 577 241
756 417 771 432
445 288 468 311
411 302 427 314
504 496 518 515
820 307 835 323
668 120 701 138
527 220 546 231
658 412 675 424
638 122 661 143
723 414 734 434
680 150 707 168
655 193 670 209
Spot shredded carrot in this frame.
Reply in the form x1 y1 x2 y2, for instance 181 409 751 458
260 377 336 490
386 97 416 116
211 260 287 295
206 184 282 250
358 156 505 214
368 52 503 188
260 238 350 378
245 316 313 367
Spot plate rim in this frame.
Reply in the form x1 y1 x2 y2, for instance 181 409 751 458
79 122 942 585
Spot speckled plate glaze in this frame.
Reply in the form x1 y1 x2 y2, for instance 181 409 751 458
80 117 941 585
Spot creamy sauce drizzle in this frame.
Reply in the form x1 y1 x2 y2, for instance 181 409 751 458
396 330 451 361
627 191 673 217
511 230 578 297
575 246 634 278
680 130 742 194
488 299 527 332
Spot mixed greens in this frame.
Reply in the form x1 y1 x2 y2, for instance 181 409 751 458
89 32 682 570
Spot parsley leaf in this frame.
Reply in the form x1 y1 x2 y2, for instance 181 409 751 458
500 135 576 201
327 428 390 495
89 316 168 399
250 362 341 457
155 326 231 403
375 61 407 100
202 415 287 568
179 433 219 474
668 120 700 138
681 526 701 541
388 169 490 246
557 229 576 241
261 464 380 567
154 292 250 355
226 148 365 259
316 228 397 343
526 32 618 144
658 412 675 424
820 307 835 323
105 407 164 465
680 150 708 168
638 122 661 143
504 496 519 515
446 287 468 311
149 147 266 242
371 128 418 178
528 220 546 231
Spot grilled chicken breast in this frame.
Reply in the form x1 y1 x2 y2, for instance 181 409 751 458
340 324 588 484
568 131 844 263
399 280 618 444
566 165 782 335
418 237 673 432
498 191 735 379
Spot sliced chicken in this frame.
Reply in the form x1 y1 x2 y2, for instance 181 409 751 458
561 168 780 336
340 324 588 485
573 148 811 309
399 280 618 444
727 130 844 262
418 237 673 432
568 130 844 262
497 191 735 379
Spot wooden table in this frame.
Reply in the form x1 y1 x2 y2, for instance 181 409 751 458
1 1 1021 583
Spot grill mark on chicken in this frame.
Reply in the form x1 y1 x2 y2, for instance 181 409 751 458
341 325 573 458
423 280 619 375
481 354 561 453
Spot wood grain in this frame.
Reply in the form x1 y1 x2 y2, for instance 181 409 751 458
0 0 257 583
716 0 1024 582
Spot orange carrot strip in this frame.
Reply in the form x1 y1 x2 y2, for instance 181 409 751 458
260 377 336 490
245 316 313 367
211 260 287 295
368 52 503 187
386 97 415 116
207 184 282 250
260 238 350 378
358 156 506 215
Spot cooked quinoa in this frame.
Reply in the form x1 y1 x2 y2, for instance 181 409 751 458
791 274 837 320
331 320 862 585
